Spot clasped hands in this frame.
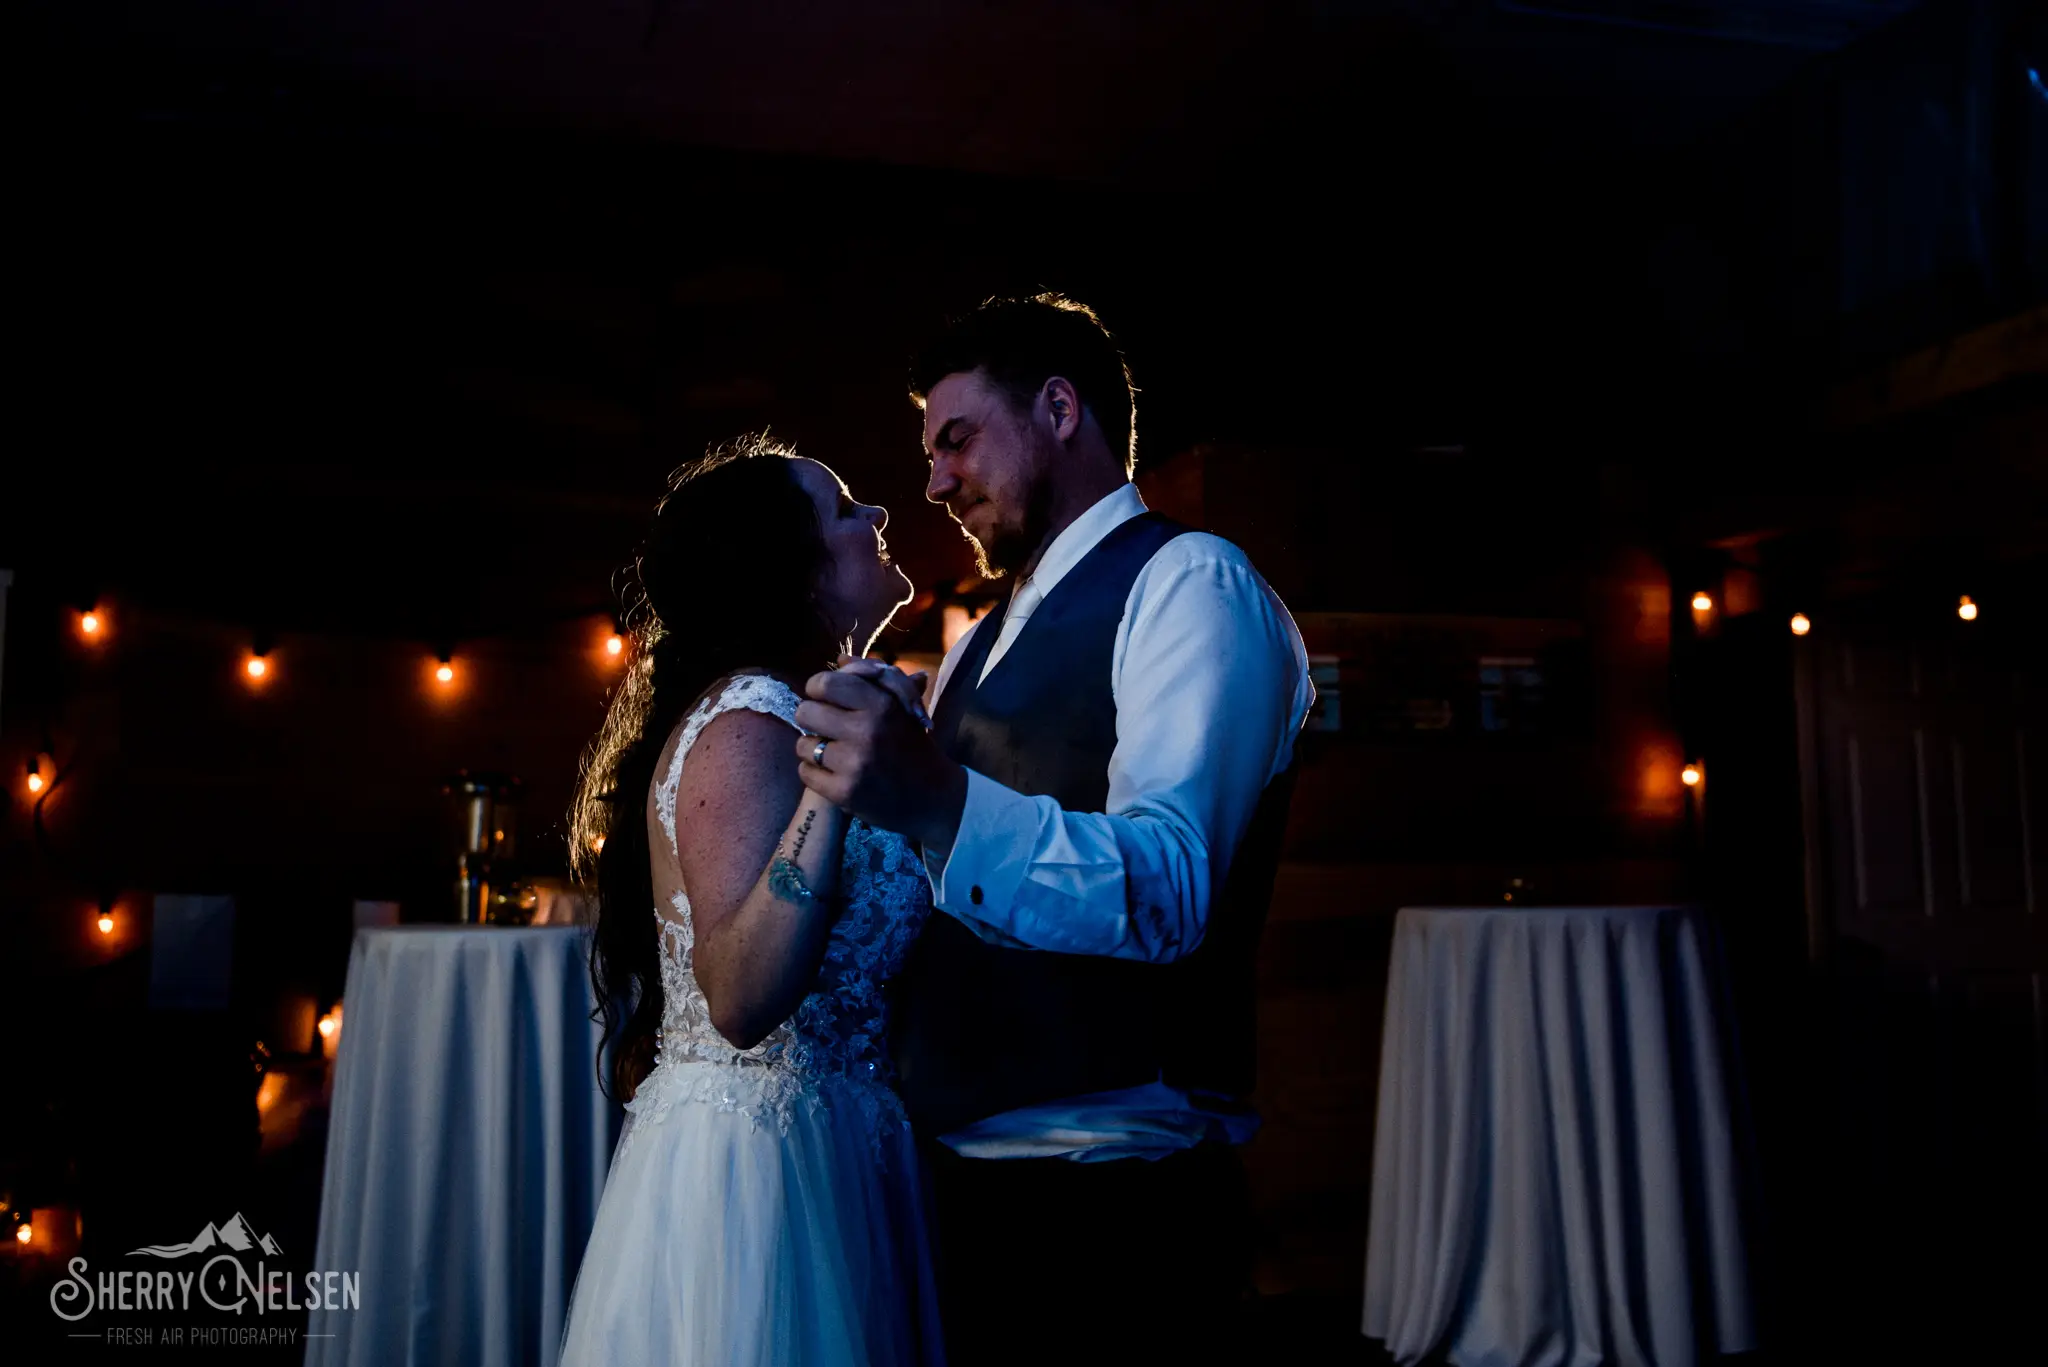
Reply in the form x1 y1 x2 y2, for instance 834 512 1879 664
794 657 967 855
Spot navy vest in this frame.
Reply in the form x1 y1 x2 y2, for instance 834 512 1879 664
891 511 1297 1137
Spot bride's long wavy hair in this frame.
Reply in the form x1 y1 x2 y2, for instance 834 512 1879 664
571 434 841 1101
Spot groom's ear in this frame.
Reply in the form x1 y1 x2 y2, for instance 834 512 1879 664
1042 377 1083 444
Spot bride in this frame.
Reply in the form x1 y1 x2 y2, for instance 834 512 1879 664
558 434 943 1366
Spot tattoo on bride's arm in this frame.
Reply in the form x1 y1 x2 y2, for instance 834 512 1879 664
789 808 818 862
768 856 821 908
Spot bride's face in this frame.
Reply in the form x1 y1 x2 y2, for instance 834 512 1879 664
791 458 912 655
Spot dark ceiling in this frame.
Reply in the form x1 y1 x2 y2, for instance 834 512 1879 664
12 1 1929 636
28 1 1872 175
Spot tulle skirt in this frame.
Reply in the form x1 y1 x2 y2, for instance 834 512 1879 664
558 1061 945 1367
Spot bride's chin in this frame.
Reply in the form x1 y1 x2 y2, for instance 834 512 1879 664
877 569 911 616
846 588 912 655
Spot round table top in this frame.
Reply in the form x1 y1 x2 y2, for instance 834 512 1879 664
356 923 589 940
1396 903 1699 921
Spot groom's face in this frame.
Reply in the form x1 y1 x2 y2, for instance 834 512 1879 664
922 369 1054 579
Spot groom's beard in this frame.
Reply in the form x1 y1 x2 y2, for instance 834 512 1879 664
962 480 1053 581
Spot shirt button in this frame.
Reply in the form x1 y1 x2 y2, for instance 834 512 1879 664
970 886 984 905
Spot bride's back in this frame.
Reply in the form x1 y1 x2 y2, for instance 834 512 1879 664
621 671 931 1152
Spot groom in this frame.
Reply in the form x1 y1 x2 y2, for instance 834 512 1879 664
794 293 1310 1364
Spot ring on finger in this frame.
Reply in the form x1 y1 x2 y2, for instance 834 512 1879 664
811 738 830 768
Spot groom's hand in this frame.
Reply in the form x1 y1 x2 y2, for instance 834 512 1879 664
794 670 967 853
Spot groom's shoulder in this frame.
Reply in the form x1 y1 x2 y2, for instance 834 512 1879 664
1136 529 1302 637
1150 526 1275 586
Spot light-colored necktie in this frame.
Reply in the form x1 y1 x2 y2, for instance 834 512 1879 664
979 576 1043 684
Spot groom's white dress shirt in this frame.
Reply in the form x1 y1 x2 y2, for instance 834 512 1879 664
924 482 1312 1160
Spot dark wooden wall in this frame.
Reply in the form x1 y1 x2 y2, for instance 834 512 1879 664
1138 442 1693 1296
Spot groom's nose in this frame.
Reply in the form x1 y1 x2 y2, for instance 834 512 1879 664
926 456 961 505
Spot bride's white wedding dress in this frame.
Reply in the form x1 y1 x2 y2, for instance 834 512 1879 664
558 674 944 1366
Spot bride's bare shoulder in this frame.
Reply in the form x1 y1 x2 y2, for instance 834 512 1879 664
671 675 802 795
668 707 803 877
651 672 797 795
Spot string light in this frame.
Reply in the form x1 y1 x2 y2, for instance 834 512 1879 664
1790 613 1811 636
1681 763 1702 787
244 630 277 685
435 655 456 685
78 608 104 640
96 913 113 935
605 633 624 657
1957 596 1978 621
317 1015 336 1039
14 1223 29 1246
1690 592 1713 613
26 763 44 795
592 835 606 854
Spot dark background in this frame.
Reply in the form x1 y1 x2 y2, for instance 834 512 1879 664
5 1 2045 1361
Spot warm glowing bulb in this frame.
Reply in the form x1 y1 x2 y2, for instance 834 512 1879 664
1681 764 1702 787
592 835 606 853
1957 596 1978 621
96 914 113 934
436 663 455 684
26 772 44 794
317 1015 336 1039
605 634 624 657
80 612 101 635
14 1224 30 1245
1691 593 1713 613
1789 613 1811 636
246 656 268 679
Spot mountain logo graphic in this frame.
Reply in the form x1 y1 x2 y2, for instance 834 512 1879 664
127 1212 283 1259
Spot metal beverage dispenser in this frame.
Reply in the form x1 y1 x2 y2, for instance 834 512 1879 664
444 771 525 924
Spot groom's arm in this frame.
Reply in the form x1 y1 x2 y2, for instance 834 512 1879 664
926 535 1311 964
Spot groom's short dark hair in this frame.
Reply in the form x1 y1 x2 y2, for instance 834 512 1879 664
911 293 1138 473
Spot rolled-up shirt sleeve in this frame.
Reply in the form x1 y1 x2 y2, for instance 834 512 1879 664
926 538 1309 963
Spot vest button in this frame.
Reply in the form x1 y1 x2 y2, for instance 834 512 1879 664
970 885 984 905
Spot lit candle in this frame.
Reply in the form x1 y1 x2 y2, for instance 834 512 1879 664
317 1003 343 1059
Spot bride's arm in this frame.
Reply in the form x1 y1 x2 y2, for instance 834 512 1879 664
672 709 849 1050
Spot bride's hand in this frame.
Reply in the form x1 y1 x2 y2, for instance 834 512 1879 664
833 656 931 731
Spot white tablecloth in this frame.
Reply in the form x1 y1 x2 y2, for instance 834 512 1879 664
306 927 621 1367
1362 906 1756 1367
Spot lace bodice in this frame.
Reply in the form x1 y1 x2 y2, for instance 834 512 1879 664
622 674 932 1153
